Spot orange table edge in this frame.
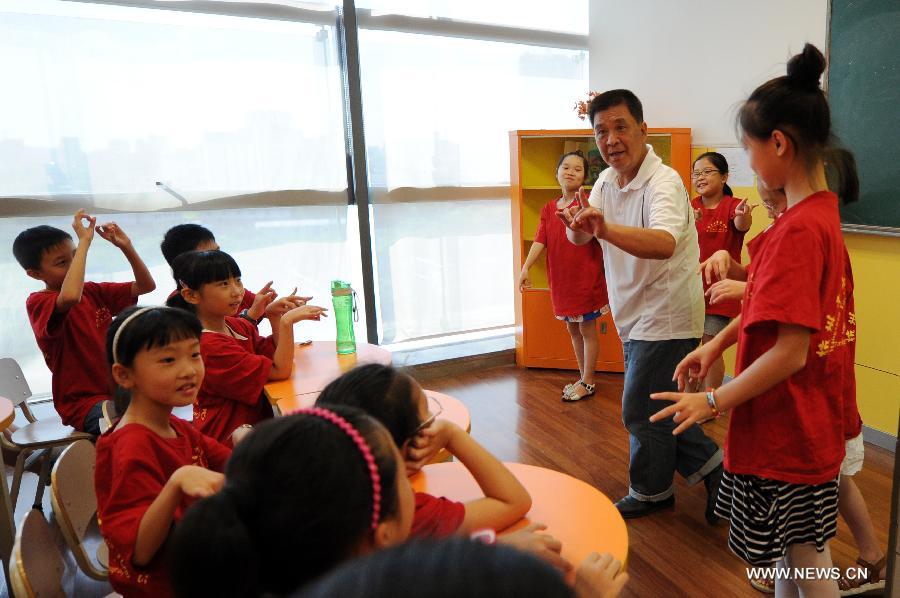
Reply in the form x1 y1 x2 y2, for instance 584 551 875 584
411 461 628 572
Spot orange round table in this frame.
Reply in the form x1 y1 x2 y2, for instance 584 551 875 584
410 462 628 572
264 341 392 405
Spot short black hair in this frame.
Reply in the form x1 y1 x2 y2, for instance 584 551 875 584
160 223 216 266
12 225 72 270
587 89 644 126
298 538 574 598
316 364 421 448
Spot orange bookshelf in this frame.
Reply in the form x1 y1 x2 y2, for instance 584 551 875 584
510 128 692 372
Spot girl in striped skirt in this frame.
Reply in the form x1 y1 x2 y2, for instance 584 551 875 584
648 43 859 597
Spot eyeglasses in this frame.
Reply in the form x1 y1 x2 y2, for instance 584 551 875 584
691 168 720 179
414 395 444 434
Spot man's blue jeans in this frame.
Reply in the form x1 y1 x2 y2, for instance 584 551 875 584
621 338 723 502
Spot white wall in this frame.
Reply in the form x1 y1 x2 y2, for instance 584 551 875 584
589 0 828 146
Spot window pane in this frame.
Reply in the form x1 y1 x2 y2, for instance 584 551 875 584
1 206 366 396
0 0 346 211
360 30 587 342
358 0 588 34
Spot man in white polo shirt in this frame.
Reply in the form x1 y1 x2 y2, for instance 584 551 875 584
561 90 723 521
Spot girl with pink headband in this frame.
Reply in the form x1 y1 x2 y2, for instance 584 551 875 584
169 404 415 597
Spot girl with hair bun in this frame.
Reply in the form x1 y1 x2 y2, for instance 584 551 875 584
650 43 860 596
95 306 232 597
169 405 415 598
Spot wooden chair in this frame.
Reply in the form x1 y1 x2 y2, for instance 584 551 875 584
0 357 93 512
9 509 67 598
50 439 109 581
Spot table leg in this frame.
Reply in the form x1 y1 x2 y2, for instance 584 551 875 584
0 463 15 596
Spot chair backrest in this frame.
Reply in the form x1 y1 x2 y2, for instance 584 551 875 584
51 439 107 580
0 357 32 408
10 509 67 598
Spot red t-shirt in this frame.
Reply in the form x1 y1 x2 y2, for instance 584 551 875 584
193 317 276 444
409 492 466 538
534 198 609 317
95 415 231 598
26 281 136 429
167 288 255 315
728 191 855 485
692 195 747 318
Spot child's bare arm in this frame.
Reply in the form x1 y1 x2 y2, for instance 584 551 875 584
133 465 223 566
267 304 328 380
733 198 756 232
96 222 156 296
419 421 531 533
518 242 546 291
56 210 95 312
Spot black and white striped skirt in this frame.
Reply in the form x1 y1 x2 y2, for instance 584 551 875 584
713 471 839 566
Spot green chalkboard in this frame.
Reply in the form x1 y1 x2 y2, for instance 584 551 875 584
828 0 900 233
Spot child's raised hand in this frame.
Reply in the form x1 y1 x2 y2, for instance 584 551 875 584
72 209 96 243
248 282 276 321
693 206 703 222
648 391 712 435
734 198 757 217
172 465 225 499
706 279 746 305
497 523 572 573
96 222 132 248
281 303 328 325
265 287 313 318
574 552 629 598
698 249 732 285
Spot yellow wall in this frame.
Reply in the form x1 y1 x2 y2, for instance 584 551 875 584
692 147 899 436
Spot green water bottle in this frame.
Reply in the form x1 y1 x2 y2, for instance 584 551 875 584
331 280 357 354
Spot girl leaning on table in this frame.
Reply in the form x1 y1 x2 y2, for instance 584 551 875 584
649 44 860 597
316 363 628 592
166 249 326 445
518 151 610 402
94 306 232 598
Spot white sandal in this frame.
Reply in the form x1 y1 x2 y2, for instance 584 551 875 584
562 381 595 402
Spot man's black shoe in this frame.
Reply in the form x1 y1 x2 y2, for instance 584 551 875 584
614 495 674 519
704 464 724 525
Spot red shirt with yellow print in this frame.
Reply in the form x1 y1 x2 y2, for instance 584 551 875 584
728 191 854 485
692 195 747 318
95 415 231 597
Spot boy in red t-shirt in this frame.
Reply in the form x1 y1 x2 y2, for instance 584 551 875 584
518 151 610 402
13 210 156 434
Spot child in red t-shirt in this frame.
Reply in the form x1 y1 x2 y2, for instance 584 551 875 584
95 306 232 597
650 44 862 595
168 405 416 596
518 151 610 402
166 249 327 444
13 209 156 434
689 152 753 390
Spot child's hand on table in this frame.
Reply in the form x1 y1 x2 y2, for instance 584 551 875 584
497 522 572 573
171 465 225 499
574 552 628 598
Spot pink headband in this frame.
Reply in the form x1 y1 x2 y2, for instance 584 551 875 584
296 407 382 531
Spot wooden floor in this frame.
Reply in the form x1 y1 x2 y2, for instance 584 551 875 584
424 364 895 598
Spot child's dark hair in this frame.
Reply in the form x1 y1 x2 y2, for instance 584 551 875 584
692 151 735 197
12 225 72 270
316 364 420 448
587 89 644 126
738 43 858 204
106 306 203 413
160 223 216 266
165 250 242 312
169 406 402 598
556 151 590 178
297 538 574 598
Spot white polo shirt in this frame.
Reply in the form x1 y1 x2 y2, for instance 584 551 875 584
588 145 704 342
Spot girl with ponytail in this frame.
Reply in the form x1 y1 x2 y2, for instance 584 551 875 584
95 306 232 597
167 249 327 445
690 151 753 390
169 405 415 597
649 43 861 596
